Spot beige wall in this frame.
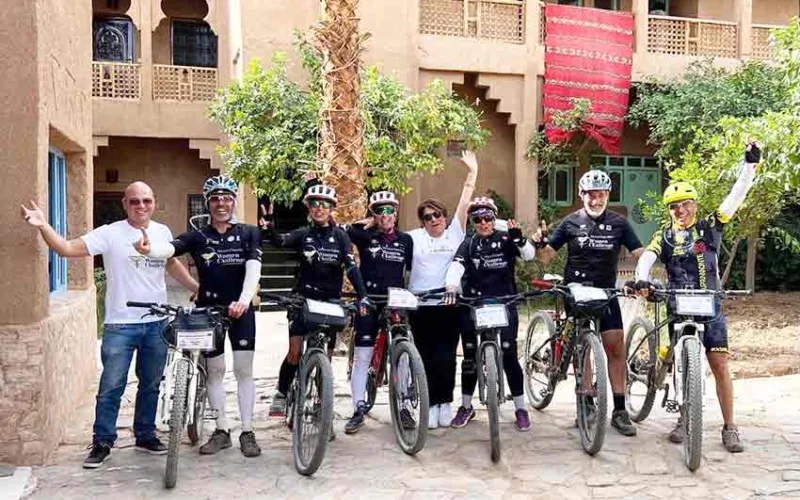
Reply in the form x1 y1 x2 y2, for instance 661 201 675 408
752 0 798 24
0 0 96 465
94 137 211 235
697 0 737 21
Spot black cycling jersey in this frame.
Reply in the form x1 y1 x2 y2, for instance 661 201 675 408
172 223 262 307
263 223 367 300
453 230 522 297
346 224 413 295
647 211 726 290
549 209 642 288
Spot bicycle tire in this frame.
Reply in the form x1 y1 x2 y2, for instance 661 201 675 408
484 344 501 463
293 351 334 476
576 332 608 456
165 361 188 489
388 340 429 455
187 363 207 445
524 312 557 410
364 370 378 414
286 380 297 431
683 336 703 471
625 317 658 423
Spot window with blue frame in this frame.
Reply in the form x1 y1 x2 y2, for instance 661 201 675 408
539 165 574 206
48 149 68 293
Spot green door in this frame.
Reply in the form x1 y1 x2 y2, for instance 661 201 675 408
623 168 660 244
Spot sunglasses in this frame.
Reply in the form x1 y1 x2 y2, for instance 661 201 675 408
308 199 333 209
470 215 495 225
372 205 397 216
208 194 235 204
127 198 154 207
668 199 694 212
422 211 443 222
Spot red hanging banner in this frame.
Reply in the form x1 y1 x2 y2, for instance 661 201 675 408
542 5 634 154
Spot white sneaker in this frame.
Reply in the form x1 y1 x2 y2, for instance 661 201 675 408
428 404 440 429
439 404 453 427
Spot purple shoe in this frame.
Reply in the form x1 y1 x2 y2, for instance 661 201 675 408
450 406 476 428
515 409 531 432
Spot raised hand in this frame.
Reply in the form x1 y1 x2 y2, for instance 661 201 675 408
745 141 761 165
134 228 151 255
20 200 47 227
507 219 520 230
460 150 479 173
532 220 548 243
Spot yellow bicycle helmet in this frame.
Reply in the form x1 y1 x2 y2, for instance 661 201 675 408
662 181 698 205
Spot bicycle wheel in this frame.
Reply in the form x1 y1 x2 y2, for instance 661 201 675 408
388 340 429 455
165 360 188 489
286 380 297 431
483 344 501 463
293 351 334 476
682 336 703 471
625 317 658 422
187 359 207 445
575 332 608 456
524 312 557 410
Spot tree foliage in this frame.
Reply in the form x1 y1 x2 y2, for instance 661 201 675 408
525 97 595 173
209 33 488 206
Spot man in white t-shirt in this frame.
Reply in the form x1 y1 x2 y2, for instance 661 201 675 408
21 181 198 469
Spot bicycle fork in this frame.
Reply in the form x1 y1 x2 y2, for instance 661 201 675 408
477 330 505 405
668 324 708 412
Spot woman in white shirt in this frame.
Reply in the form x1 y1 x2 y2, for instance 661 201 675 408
408 150 478 429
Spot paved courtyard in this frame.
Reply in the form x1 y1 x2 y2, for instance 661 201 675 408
25 311 800 499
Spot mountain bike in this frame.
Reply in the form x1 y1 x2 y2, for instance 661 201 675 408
522 276 628 455
262 292 354 476
625 287 749 471
127 301 228 489
457 291 542 462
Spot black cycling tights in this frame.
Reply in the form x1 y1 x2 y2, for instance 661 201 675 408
460 307 524 398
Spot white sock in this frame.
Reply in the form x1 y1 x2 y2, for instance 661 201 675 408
462 394 473 409
233 351 255 432
351 346 374 411
514 395 526 411
205 354 228 430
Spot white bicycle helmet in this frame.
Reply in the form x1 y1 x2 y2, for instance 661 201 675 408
467 196 498 215
203 175 239 200
578 170 612 192
304 184 338 205
368 191 399 209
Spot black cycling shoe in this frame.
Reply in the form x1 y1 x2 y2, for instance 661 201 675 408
83 443 111 469
239 431 261 457
611 409 637 437
135 437 167 455
399 408 417 430
199 429 232 455
345 406 366 435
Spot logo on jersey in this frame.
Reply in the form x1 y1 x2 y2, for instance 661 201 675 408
303 248 318 263
200 248 218 266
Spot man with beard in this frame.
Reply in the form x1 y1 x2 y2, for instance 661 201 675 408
532 170 645 436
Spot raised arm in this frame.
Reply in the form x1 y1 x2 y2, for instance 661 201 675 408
21 201 89 258
454 150 479 232
718 143 760 222
508 219 536 261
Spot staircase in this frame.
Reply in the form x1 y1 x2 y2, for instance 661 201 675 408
257 201 306 311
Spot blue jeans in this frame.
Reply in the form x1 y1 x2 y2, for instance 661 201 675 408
93 320 168 446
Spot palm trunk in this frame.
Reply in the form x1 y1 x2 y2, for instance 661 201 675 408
315 0 368 224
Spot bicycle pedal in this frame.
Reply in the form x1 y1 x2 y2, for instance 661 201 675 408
665 400 680 413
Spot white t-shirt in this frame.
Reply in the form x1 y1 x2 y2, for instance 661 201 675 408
82 220 173 325
407 216 466 293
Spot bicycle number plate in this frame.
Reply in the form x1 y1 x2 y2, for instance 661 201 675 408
175 329 215 351
387 288 419 309
474 305 509 329
675 295 715 316
306 299 346 318
570 285 607 303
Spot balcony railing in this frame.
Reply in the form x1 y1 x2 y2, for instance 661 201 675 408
92 62 141 100
752 24 783 61
419 0 526 44
153 65 218 102
647 15 738 58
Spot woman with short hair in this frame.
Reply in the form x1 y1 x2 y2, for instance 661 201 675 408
407 150 478 429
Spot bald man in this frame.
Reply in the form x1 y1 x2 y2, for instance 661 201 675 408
21 181 199 469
